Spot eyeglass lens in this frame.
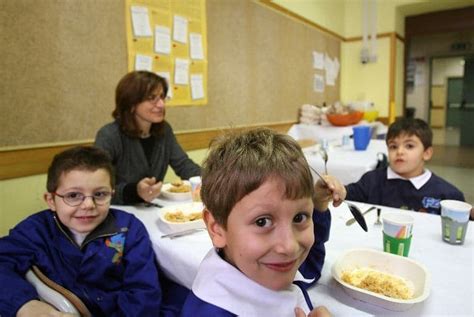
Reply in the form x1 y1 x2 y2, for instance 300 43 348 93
57 192 112 206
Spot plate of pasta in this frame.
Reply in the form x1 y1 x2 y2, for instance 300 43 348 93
332 248 430 311
158 202 205 234
160 180 192 201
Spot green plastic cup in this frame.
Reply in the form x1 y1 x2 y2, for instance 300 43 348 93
383 232 412 257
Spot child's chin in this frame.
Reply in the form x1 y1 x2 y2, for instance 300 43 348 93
261 278 295 291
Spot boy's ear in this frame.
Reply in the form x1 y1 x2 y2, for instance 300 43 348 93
423 146 433 161
203 209 226 248
44 193 57 211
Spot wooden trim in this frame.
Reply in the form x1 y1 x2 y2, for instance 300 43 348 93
0 122 296 180
377 117 389 125
406 6 474 38
258 0 345 41
345 32 404 43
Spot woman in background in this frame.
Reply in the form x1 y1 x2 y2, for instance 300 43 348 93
95 71 201 205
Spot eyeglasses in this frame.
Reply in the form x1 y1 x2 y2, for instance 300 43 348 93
53 191 113 207
146 93 166 104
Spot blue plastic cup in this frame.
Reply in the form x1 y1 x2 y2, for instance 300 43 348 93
353 126 371 151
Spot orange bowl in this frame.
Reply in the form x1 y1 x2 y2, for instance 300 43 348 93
326 111 364 126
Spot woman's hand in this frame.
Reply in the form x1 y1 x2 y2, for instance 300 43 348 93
313 174 346 212
17 300 76 317
295 306 332 317
137 177 163 202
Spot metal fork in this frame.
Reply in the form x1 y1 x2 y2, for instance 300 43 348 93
161 228 206 239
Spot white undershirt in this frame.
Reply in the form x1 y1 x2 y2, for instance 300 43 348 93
387 167 432 190
69 229 88 246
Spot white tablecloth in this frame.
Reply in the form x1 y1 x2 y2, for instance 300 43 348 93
304 139 388 185
118 201 474 316
288 122 387 144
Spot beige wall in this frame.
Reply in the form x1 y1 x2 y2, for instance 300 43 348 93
340 38 391 116
272 0 345 36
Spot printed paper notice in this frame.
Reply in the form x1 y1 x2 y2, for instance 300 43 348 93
154 26 171 54
135 54 153 71
157 72 173 99
312 51 324 70
325 55 340 86
174 58 189 85
189 33 204 60
190 74 204 100
173 15 188 44
131 6 152 37
314 74 325 93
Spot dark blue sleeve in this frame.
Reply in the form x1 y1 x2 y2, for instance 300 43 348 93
346 177 370 202
0 222 40 316
298 209 331 286
180 292 236 317
116 217 162 316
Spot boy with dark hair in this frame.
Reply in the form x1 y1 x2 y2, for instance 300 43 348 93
0 146 162 316
346 118 468 217
181 128 346 316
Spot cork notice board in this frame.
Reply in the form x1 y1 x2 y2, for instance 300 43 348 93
0 0 340 149
125 0 208 106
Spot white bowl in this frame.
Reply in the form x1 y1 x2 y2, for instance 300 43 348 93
158 202 205 234
160 181 192 201
332 248 431 311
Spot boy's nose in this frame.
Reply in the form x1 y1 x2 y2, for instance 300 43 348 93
80 196 96 208
274 228 299 255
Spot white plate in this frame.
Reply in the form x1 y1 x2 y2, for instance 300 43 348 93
332 248 431 311
158 202 205 234
160 181 192 201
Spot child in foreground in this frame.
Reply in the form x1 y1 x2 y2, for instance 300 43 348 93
180 128 346 317
0 146 161 316
346 118 470 217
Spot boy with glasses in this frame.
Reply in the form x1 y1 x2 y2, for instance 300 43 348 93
0 146 161 316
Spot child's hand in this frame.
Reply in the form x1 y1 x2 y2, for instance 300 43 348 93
17 300 77 317
295 306 332 317
313 175 346 212
137 177 163 202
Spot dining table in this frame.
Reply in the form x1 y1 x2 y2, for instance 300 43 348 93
117 199 473 316
287 122 388 144
303 139 388 185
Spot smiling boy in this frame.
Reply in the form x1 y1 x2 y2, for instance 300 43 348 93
180 128 345 317
346 118 466 216
0 146 161 316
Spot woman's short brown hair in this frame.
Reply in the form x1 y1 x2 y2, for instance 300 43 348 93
201 128 314 228
113 71 168 138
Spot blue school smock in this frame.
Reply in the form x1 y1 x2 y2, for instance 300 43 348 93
346 167 465 215
0 209 162 317
180 209 331 316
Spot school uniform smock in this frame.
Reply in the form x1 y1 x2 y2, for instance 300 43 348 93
0 209 161 317
180 209 331 317
95 121 201 204
180 249 315 317
346 167 465 215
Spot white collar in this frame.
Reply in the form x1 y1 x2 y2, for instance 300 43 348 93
387 167 432 190
69 228 88 246
192 249 313 316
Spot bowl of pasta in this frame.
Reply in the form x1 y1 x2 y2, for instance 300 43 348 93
332 248 430 311
158 202 205 234
160 180 192 201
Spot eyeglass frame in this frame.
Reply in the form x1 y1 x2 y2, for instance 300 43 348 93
53 191 114 207
146 92 169 104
